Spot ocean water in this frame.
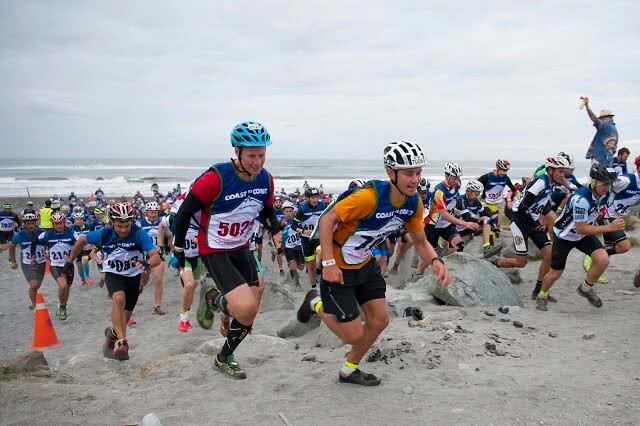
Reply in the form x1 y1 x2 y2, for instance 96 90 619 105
0 158 591 198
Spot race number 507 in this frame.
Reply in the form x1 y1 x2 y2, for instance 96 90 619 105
218 221 252 237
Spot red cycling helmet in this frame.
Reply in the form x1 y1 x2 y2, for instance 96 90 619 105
109 202 134 221
496 159 511 171
634 155 640 167
51 212 66 223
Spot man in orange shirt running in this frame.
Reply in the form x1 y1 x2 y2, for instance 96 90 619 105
296 141 450 386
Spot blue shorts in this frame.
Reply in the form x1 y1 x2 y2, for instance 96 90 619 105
372 247 388 257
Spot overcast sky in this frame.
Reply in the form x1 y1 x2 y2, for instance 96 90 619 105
1 1 639 161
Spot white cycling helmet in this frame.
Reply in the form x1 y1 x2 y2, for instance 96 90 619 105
444 162 462 177
145 201 160 211
545 155 572 169
72 212 84 219
282 200 295 210
557 151 575 169
465 179 484 193
383 141 427 170
22 213 37 222
418 177 430 192
349 179 367 190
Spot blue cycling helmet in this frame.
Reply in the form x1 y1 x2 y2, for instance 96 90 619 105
230 121 272 147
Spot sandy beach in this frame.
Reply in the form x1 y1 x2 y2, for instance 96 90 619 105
1 214 640 425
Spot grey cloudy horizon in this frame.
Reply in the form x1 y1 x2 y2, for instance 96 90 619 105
1 1 639 161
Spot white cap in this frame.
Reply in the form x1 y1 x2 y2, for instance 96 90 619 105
599 109 614 118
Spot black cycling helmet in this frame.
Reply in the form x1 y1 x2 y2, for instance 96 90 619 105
589 164 617 184
305 187 320 198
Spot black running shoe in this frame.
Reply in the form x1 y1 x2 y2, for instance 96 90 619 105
531 284 542 300
297 289 319 323
576 285 602 308
339 369 381 386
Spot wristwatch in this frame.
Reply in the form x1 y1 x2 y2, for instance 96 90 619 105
321 258 336 267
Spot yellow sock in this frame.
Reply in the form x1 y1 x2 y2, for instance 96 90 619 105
538 290 549 298
483 242 490 247
313 300 323 314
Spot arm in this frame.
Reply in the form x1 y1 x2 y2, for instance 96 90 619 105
477 173 489 199
68 235 88 261
317 206 343 284
505 176 517 193
173 192 203 251
575 218 624 236
584 97 597 123
292 207 304 233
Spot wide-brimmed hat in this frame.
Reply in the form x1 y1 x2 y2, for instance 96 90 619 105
598 109 615 118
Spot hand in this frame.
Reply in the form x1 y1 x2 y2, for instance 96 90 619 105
609 218 625 232
537 223 548 232
95 257 103 265
138 284 145 294
432 260 450 288
134 260 150 272
465 222 480 231
173 249 186 269
31 259 36 266
322 264 343 285
583 96 589 107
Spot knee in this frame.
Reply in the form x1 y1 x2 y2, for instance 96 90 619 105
616 240 631 254
368 313 390 333
592 250 609 267
230 299 259 323
112 292 126 307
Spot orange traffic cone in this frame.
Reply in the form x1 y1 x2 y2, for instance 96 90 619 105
31 293 62 349
44 260 51 275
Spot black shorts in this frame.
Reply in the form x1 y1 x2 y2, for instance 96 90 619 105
301 237 319 262
0 231 13 244
51 264 74 284
550 236 603 271
22 262 45 283
603 230 627 250
424 224 459 248
201 248 259 294
284 246 304 265
105 273 141 311
510 219 551 256
320 259 386 323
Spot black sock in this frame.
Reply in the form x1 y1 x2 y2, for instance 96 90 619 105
219 319 252 360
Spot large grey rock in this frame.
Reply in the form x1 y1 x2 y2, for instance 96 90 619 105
259 282 296 313
430 252 523 307
277 315 321 338
314 322 345 349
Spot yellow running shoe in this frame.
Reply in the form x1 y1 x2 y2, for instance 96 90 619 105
597 276 609 284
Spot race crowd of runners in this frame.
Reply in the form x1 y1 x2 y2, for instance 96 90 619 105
2 98 640 385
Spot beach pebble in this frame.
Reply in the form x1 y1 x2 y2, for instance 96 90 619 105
483 311 495 317
402 385 414 395
513 321 524 328
142 413 162 426
548 332 558 338
301 355 316 362
582 333 596 340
